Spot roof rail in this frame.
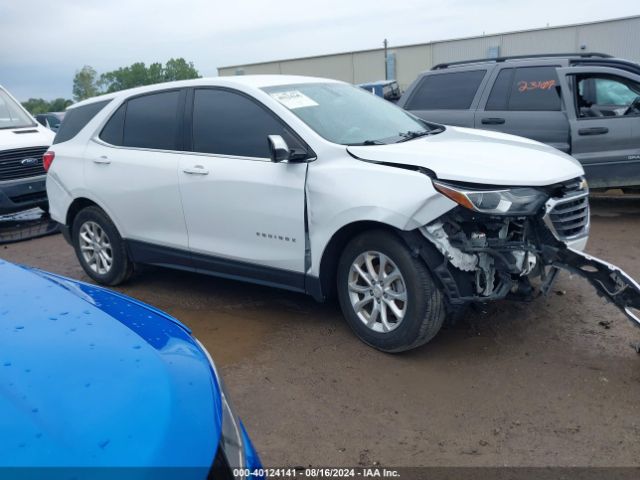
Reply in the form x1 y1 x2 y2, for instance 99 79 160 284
431 52 613 70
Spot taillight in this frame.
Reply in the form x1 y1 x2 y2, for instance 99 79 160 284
43 151 55 172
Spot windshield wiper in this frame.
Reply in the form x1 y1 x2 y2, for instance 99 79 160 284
397 130 432 141
347 139 386 146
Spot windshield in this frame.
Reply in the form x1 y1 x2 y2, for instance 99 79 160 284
0 88 35 129
263 83 439 145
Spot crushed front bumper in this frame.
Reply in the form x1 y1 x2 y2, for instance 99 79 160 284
405 206 640 339
544 245 640 329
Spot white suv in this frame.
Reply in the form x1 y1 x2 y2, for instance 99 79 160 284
46 76 640 352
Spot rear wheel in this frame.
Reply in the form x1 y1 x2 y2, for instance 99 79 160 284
72 206 133 285
337 230 445 352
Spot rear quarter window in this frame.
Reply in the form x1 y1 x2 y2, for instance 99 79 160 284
406 70 486 110
53 100 111 144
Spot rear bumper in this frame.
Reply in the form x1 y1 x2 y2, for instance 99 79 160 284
0 175 47 215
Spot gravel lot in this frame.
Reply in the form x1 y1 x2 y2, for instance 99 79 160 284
1 196 639 467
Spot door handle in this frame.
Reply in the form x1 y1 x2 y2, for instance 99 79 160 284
481 117 506 125
93 156 111 165
182 165 209 175
578 127 609 136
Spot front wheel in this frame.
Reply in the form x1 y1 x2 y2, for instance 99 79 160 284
337 230 445 352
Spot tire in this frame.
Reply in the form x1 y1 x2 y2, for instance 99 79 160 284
72 206 133 286
336 229 445 353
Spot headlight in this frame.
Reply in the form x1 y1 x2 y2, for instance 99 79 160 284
196 339 246 471
433 180 548 215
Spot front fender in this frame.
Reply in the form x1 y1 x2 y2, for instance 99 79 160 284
306 156 456 277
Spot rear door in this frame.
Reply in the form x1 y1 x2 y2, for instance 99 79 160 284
178 87 309 290
400 68 489 127
475 65 570 153
556 66 640 188
85 89 190 254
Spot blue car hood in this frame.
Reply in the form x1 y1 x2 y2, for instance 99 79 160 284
0 260 221 468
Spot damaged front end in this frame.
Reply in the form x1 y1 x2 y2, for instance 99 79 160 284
403 177 640 331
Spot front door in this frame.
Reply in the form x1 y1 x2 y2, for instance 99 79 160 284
556 66 640 188
178 87 309 290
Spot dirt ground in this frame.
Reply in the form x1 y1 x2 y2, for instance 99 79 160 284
1 196 639 468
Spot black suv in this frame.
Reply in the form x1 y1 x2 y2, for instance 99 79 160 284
398 53 640 191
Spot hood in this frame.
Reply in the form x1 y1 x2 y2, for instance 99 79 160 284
347 126 584 186
0 260 220 469
0 125 54 151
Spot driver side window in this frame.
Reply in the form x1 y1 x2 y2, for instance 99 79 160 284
191 88 304 158
576 74 640 118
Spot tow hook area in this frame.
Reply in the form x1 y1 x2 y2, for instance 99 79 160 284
543 245 640 330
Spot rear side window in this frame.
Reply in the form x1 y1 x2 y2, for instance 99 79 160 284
53 100 110 144
487 66 561 111
405 70 486 110
100 104 126 145
191 88 302 158
121 90 182 150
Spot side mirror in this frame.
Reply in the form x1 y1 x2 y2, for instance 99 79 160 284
268 135 290 163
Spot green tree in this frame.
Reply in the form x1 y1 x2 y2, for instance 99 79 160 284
147 62 165 84
21 98 73 115
163 58 200 81
48 98 74 112
72 65 99 101
22 98 50 115
98 58 201 93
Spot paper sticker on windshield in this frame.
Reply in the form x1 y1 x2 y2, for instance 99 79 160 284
270 91 318 109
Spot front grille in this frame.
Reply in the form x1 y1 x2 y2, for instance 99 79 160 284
544 192 590 241
0 146 48 181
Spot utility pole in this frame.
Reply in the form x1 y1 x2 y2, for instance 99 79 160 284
383 38 388 80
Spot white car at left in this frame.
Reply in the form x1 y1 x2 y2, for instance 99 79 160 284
0 85 55 215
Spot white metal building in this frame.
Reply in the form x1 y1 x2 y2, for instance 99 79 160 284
218 15 640 90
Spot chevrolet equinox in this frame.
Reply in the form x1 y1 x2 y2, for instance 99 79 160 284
45 76 640 352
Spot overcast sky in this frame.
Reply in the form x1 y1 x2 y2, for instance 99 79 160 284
1 0 638 101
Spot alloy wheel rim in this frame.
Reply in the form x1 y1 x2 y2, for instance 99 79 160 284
347 251 407 333
79 221 113 275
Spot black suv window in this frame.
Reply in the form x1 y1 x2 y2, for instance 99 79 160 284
118 90 182 150
406 70 486 110
192 88 302 158
100 104 126 145
486 67 561 111
53 100 111 144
